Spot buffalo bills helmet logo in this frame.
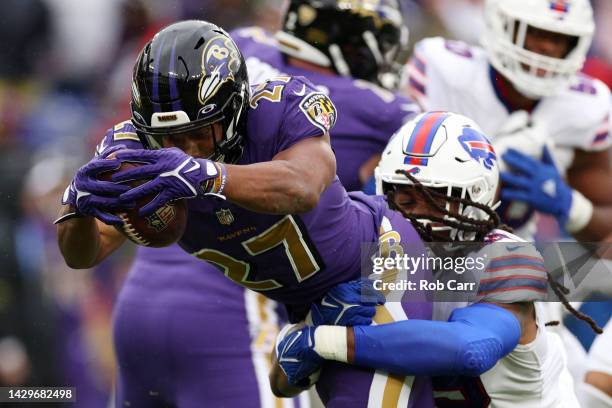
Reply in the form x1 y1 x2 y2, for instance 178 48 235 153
199 35 242 104
549 0 570 14
458 127 497 170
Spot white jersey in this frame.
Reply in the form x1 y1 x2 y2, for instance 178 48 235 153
433 229 580 407
407 37 611 238
579 319 612 407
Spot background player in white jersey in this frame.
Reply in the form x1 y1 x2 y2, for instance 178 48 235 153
406 0 612 242
581 318 612 407
405 0 612 394
273 112 601 406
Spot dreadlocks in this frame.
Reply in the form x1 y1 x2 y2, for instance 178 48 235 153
388 168 603 334
387 169 509 242
545 274 603 334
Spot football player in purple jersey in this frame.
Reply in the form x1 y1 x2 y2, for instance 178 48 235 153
55 20 434 407
232 0 419 192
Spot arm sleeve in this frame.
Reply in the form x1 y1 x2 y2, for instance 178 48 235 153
352 303 520 376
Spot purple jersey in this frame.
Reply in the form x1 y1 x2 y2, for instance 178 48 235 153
101 77 412 317
178 76 390 311
232 27 419 191
98 115 432 406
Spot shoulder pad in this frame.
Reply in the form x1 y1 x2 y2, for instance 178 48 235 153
545 75 611 151
407 37 486 105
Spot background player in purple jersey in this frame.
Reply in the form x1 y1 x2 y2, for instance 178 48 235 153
55 19 434 407
232 0 420 192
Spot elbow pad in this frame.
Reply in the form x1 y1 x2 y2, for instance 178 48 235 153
352 303 520 376
450 303 521 376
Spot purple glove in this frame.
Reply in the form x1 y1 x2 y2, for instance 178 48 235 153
112 148 227 216
58 145 131 225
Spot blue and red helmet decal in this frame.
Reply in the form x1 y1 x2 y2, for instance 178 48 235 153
458 127 497 170
403 111 450 165
549 0 570 14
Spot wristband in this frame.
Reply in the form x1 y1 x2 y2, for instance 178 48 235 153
203 162 227 197
313 326 348 363
566 190 594 233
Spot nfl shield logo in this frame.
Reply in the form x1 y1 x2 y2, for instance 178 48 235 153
216 208 235 225
146 205 176 232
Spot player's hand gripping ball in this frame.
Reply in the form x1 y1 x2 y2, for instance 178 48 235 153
99 153 188 247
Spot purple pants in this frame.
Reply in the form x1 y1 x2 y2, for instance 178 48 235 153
113 245 306 408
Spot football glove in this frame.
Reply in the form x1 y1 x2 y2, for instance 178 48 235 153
309 279 385 326
276 324 323 387
501 147 572 227
57 145 131 225
112 148 227 216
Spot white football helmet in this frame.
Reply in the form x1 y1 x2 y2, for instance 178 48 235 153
375 111 500 240
482 0 594 98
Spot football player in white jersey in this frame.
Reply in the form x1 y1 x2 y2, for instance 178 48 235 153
406 0 612 241
273 112 599 407
581 318 612 407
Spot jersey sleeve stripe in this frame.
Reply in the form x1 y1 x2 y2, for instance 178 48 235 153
486 255 546 272
486 264 547 274
410 55 426 76
478 285 548 296
478 278 548 295
408 77 426 97
480 274 548 284
407 63 426 85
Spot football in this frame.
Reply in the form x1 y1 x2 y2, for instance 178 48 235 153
98 157 188 247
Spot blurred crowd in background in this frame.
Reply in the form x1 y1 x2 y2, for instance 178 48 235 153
0 0 610 406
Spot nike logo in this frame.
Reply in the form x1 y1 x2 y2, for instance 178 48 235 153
294 84 307 96
506 245 521 252
96 138 108 156
184 160 201 174
320 297 339 309
542 179 556 197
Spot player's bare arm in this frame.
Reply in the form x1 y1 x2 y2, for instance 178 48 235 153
224 134 336 214
567 148 612 241
55 145 131 269
493 302 537 344
57 211 125 269
585 372 612 398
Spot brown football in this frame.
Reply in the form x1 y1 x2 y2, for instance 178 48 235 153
99 157 188 247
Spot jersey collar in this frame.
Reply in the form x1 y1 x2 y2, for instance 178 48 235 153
488 65 539 114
